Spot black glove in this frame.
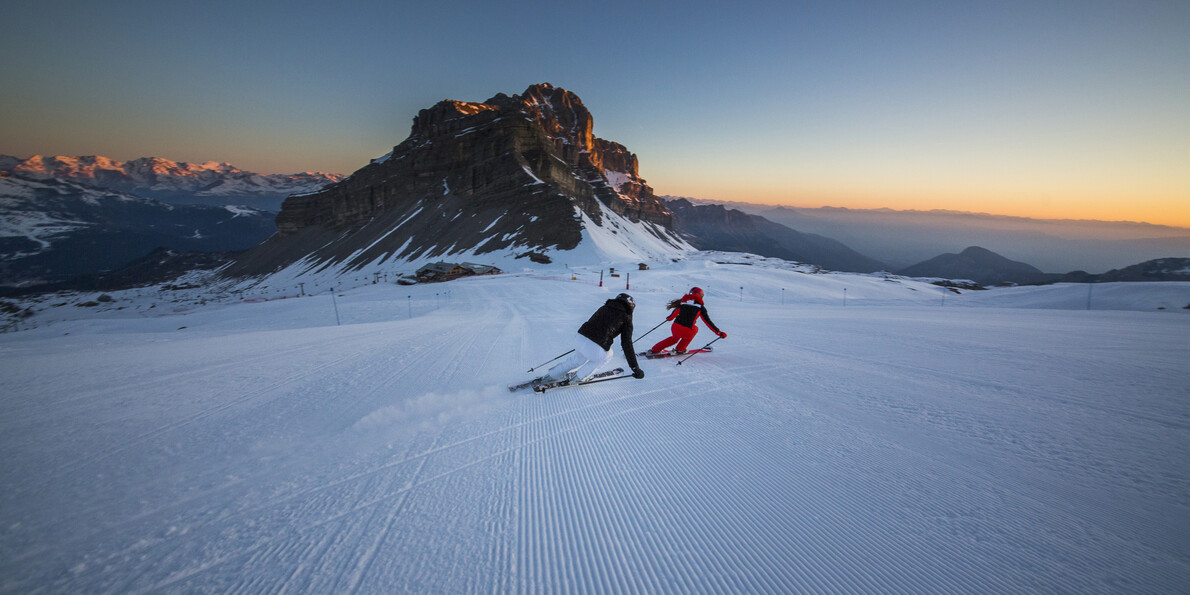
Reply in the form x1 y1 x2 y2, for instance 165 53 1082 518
632 367 645 379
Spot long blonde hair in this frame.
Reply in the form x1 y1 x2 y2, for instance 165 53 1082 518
668 291 703 310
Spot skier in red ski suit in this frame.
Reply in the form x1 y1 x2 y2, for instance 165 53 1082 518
648 287 726 354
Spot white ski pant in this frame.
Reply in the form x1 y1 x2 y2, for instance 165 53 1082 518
548 333 613 382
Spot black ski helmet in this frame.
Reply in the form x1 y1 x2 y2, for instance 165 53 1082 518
616 293 635 311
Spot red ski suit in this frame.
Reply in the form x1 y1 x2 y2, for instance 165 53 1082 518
650 296 723 353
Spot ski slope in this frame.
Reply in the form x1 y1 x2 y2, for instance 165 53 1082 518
2 256 1188 593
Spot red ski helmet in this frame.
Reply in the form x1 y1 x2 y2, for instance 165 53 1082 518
689 287 704 297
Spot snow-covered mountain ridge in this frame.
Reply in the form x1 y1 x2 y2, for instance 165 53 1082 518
2 154 345 210
0 174 274 288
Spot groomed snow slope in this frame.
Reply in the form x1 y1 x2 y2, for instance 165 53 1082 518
2 256 1188 593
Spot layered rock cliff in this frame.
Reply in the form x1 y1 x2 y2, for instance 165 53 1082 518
229 84 682 277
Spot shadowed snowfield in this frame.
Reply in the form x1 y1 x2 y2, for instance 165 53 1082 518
2 255 1188 593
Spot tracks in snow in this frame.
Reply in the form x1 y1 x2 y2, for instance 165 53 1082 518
5 296 1187 593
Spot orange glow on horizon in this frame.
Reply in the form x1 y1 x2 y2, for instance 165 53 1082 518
655 179 1190 229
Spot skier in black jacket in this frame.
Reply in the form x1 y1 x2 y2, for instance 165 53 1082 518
543 293 645 384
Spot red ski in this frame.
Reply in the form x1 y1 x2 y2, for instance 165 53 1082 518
638 347 713 359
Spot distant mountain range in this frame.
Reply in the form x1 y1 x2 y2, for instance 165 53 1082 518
1060 257 1190 283
0 173 275 288
0 155 345 289
698 200 1190 274
893 246 1190 286
2 155 343 211
664 198 884 273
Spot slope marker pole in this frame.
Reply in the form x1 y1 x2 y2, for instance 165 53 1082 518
331 288 341 326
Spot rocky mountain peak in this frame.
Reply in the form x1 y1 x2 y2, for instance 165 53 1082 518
409 100 499 138
228 84 686 278
409 84 608 170
490 85 643 182
494 83 596 153
14 154 125 177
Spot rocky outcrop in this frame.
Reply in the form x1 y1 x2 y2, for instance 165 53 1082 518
231 84 682 277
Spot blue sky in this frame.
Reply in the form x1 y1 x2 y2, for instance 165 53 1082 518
2 0 1187 225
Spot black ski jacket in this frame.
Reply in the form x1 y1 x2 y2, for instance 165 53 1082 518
578 297 641 370
667 302 722 334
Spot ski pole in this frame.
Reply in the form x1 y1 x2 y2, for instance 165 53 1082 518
677 335 724 366
632 319 668 344
577 373 636 386
527 349 574 373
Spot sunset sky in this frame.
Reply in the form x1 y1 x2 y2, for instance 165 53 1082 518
2 0 1187 226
